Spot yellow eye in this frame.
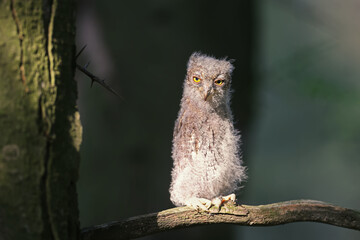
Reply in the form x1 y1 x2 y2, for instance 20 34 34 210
193 76 201 83
214 80 224 86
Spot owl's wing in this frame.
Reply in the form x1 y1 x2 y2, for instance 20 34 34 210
173 112 184 137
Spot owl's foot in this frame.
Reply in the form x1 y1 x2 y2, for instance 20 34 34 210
211 193 236 209
185 197 212 211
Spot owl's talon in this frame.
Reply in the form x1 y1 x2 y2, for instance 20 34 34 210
185 197 212 211
211 197 222 209
211 193 236 208
223 193 236 202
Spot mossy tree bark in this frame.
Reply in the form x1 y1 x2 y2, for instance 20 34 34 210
0 0 81 239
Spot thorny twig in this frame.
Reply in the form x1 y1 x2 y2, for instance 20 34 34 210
75 45 121 98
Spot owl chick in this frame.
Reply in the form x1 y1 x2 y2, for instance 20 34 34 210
169 52 246 210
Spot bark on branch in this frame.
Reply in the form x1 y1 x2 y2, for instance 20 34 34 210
81 199 360 240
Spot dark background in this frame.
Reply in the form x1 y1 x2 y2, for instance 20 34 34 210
75 1 360 239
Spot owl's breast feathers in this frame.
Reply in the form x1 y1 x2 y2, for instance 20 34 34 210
172 101 235 169
171 100 244 202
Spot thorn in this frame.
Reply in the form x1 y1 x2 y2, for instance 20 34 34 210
84 61 91 69
75 45 87 60
75 47 122 99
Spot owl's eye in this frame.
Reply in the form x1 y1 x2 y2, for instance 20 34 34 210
214 79 225 86
193 76 201 83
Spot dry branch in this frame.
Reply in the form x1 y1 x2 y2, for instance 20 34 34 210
81 199 360 240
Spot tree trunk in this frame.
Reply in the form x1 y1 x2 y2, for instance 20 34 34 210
0 0 81 239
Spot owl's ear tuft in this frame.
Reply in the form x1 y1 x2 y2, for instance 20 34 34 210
190 51 203 59
187 52 203 70
221 57 235 75
221 56 235 71
228 58 235 64
227 60 235 75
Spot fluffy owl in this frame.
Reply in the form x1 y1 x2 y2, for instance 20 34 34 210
169 52 246 210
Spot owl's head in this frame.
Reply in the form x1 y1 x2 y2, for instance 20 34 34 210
183 52 234 108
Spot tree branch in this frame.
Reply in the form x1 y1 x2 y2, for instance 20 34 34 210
81 200 360 240
75 45 121 98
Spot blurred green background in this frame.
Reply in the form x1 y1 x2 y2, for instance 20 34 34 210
75 0 360 239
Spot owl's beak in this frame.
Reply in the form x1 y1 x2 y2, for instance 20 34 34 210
204 88 214 101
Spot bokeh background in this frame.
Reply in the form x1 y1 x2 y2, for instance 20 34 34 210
75 1 360 239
